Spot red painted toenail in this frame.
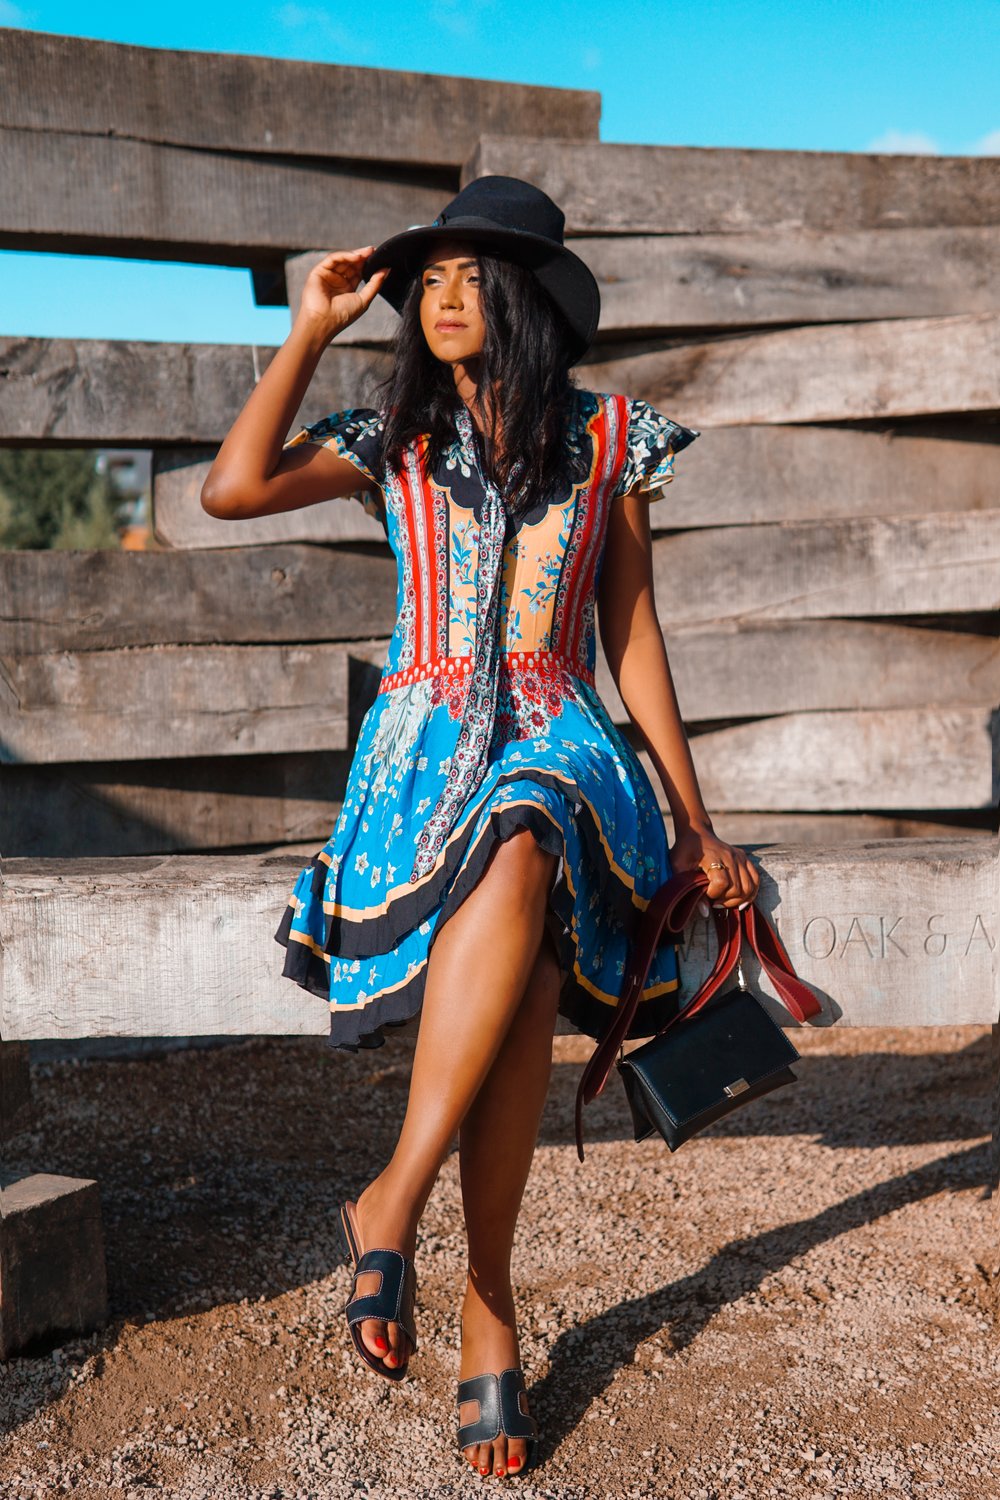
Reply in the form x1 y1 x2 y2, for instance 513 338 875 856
373 1335 387 1350
480 1467 489 1475
508 1457 521 1469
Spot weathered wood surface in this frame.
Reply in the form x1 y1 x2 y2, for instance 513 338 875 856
0 645 350 763
152 452 387 549
0 1174 108 1359
6 515 997 658
467 137 1000 234
293 229 1000 340
0 31 598 170
9 619 995 765
9 615 995 768
151 425 1000 548
648 512 1000 625
0 128 449 265
7 325 998 444
645 707 998 812
583 313 1000 428
0 337 388 445
597 620 1000 721
0 547 397 656
0 753 350 858
3 758 989 862
0 840 994 1037
583 226 1000 329
272 813 997 859
704 812 998 847
667 424 1000 526
673 838 999 1023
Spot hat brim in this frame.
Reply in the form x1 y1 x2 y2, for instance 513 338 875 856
363 221 599 364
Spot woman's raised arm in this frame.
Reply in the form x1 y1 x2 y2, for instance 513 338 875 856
200 248 389 520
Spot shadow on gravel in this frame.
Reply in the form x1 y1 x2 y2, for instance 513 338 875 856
543 1032 993 1151
530 1141 992 1464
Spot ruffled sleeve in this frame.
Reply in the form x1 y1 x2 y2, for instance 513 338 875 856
612 397 700 501
282 406 387 528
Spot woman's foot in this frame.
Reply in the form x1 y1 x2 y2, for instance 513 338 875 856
458 1278 533 1478
348 1175 420 1374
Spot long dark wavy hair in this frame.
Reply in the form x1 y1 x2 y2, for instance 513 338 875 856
376 252 589 519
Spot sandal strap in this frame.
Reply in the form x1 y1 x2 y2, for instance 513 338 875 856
457 1367 537 1448
344 1248 419 1351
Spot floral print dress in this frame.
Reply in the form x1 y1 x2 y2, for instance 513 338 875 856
274 388 699 1050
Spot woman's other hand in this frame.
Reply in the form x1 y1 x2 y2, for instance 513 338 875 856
669 825 761 913
296 247 390 343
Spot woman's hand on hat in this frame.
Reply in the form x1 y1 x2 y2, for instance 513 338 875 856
296 247 390 342
669 824 760 917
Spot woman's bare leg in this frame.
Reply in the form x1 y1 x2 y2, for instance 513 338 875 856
349 827 559 1373
457 926 561 1477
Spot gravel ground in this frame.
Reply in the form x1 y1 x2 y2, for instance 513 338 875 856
1 1023 997 1499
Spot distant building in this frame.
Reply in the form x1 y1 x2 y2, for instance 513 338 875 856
97 448 152 548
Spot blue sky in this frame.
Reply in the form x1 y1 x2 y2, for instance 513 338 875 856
2 0 998 345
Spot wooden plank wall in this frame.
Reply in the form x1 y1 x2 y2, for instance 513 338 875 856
467 137 999 846
0 32 599 271
0 36 996 856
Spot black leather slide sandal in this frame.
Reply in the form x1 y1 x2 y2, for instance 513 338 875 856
338 1199 418 1383
457 1366 538 1474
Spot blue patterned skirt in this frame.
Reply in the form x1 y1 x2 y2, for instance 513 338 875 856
275 664 680 1050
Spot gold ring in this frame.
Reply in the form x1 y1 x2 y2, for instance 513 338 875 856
706 861 726 870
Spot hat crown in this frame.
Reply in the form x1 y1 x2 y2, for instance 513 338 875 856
433 176 566 247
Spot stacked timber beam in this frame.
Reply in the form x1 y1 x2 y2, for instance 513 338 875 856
2 841 997 1036
0 30 598 271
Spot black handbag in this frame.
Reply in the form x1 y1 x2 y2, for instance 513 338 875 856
575 868 821 1160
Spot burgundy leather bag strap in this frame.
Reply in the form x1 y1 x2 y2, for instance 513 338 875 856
574 869 821 1161
743 902 820 1022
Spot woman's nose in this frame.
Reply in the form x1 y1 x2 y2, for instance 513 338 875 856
440 276 463 309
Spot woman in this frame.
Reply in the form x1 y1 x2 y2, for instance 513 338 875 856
202 176 760 1480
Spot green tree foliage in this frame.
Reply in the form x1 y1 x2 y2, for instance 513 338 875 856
0 449 127 550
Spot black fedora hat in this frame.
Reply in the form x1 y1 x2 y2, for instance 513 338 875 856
363 176 600 363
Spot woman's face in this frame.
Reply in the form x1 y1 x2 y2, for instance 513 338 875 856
418 239 486 366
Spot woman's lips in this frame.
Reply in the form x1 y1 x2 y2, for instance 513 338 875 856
435 321 467 331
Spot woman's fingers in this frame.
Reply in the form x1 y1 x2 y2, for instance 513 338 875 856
356 265 391 309
320 246 376 264
731 851 759 904
701 848 760 909
704 868 737 905
309 239 387 316
319 247 376 280
313 248 377 293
